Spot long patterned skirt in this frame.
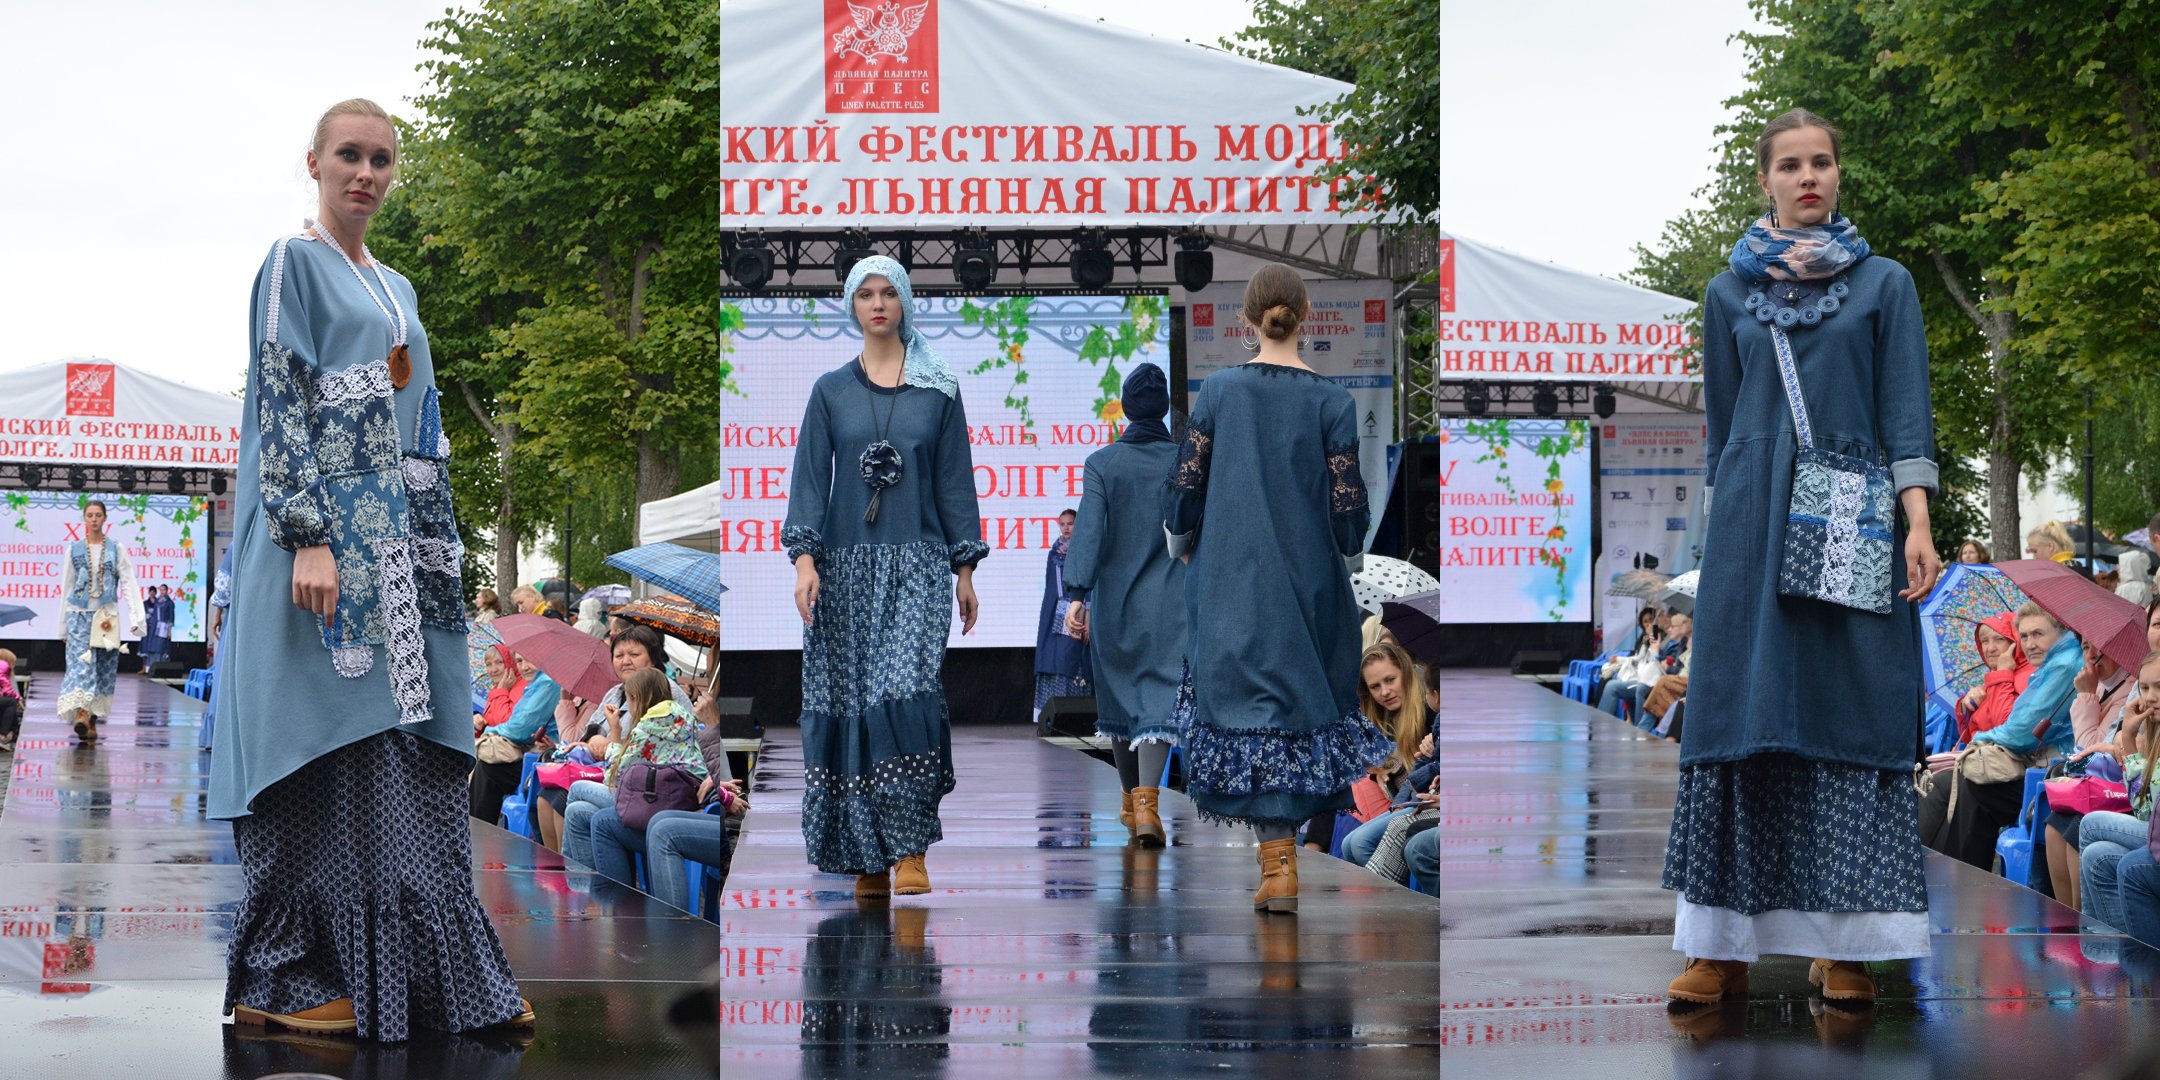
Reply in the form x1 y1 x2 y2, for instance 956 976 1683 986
798 542 958 876
1662 753 1931 962
57 610 119 720
224 729 524 1040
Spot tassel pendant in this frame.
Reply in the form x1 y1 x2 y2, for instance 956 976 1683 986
864 489 881 524
387 343 412 389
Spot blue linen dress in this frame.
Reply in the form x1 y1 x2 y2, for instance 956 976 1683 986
1661 254 1939 962
213 229 521 1039
783 358 987 875
1061 422 1187 746
1162 362 1392 827
1032 539 1092 710
58 539 141 720
201 546 232 749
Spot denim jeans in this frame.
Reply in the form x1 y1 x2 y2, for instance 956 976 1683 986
561 779 614 868
1405 827 1438 886
1596 679 1643 718
1345 808 1408 866
587 808 729 913
2080 811 2149 932
2117 846 2160 947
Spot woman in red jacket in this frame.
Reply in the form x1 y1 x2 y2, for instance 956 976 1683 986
1957 612 2030 745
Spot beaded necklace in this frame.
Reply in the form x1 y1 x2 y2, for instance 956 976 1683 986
308 219 413 388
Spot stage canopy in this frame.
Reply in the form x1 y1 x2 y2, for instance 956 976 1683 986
720 0 1389 230
640 481 723 553
0 359 242 469
1436 232 1700 411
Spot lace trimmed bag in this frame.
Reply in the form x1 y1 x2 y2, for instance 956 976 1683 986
1768 324 1896 614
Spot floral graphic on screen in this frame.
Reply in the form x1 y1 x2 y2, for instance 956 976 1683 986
1453 417 1590 622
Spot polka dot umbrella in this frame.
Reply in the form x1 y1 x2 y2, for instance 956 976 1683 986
1352 556 1441 618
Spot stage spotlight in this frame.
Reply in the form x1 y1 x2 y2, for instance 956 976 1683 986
1533 384 1560 417
725 241 773 290
1070 230 1114 290
211 473 228 496
19 465 41 490
67 466 87 490
1593 385 1616 419
1174 233 1214 293
953 234 996 291
1462 383 1489 417
166 470 187 494
118 468 137 492
833 233 876 283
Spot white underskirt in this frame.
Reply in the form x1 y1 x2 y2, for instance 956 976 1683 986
1673 896 1931 962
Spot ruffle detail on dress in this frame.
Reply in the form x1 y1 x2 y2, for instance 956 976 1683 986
224 887 525 1042
1170 663 1393 828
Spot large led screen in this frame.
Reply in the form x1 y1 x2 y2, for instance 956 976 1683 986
1437 418 1592 623
0 492 212 641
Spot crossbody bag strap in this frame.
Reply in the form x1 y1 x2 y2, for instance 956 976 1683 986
1768 325 1815 452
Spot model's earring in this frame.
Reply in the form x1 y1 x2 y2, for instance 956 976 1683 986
1243 335 1261 353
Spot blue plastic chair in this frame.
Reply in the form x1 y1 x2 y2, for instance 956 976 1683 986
634 802 726 922
498 753 541 839
183 669 212 700
1323 811 1360 858
1994 766 2050 883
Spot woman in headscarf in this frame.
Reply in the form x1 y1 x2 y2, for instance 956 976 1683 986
2117 549 2155 608
782 255 986 903
472 644 527 735
574 595 608 637
1955 612 2029 746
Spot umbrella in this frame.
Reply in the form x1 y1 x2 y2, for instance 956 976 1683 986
582 583 633 608
492 613 619 702
1918 563 2031 713
1352 556 1441 617
603 542 729 615
0 604 35 628
1608 568 1673 601
1379 590 1442 665
613 597 720 649
1997 559 2150 673
465 620 504 696
1655 570 1699 616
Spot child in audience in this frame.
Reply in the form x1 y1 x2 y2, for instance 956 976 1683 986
2078 650 2160 936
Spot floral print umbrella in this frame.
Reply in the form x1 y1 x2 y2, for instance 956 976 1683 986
465 619 503 696
1918 562 2030 713
1352 556 1441 617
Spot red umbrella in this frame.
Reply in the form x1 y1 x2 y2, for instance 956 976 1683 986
1996 559 2149 672
492 614 619 703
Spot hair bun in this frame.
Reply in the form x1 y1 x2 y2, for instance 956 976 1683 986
1260 303 1299 341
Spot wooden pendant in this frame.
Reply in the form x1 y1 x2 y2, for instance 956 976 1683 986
388 344 412 390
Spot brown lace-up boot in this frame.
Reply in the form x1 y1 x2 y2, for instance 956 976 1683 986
1667 957 1751 1004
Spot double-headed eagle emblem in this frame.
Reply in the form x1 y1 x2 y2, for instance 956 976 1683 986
832 1 930 62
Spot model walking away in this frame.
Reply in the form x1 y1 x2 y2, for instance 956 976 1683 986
1163 263 1394 913
1661 108 1942 1009
213 99 531 1040
783 255 986 905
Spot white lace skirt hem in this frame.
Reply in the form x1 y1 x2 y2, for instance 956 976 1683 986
1673 896 1930 962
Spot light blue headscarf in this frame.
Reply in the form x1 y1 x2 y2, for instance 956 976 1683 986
843 255 958 399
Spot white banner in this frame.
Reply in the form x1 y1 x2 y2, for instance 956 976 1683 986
1595 417 1708 639
1436 233 1699 383
1185 279 1394 542
720 0 1387 227
0 360 241 469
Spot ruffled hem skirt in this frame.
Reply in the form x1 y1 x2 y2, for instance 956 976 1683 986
1169 662 1394 828
1662 752 1930 962
224 729 523 1041
58 610 119 720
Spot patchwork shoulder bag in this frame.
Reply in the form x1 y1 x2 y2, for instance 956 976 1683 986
1768 324 1896 614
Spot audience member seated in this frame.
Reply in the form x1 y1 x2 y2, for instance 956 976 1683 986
1956 613 2029 745
467 652 554 821
0 649 22 753
1361 614 1397 651
1305 643 1428 854
2077 651 2160 934
1919 604 2081 868
1340 644 1437 866
563 667 709 869
2041 642 2144 907
1626 613 1690 731
2119 551 2156 607
1958 539 1992 564
532 624 699 851
1633 619 1693 735
2027 521 2075 564
1597 608 1671 718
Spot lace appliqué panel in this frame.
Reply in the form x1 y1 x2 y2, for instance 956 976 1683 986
315 359 396 412
1171 425 1213 494
375 538 433 725
1326 440 1367 517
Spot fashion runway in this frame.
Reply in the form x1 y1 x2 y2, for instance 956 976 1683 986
719 726 1442 1076
0 674 716 1078
1438 670 2160 1078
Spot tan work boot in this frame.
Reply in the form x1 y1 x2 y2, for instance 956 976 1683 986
1130 786 1165 848
1666 957 1750 1004
1809 958 1876 1001
893 853 930 895
1119 790 1135 830
855 869 891 905
1253 837 1299 914
233 997 358 1034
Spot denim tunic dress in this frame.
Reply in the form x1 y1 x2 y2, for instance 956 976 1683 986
1662 254 1940 961
1061 425 1186 746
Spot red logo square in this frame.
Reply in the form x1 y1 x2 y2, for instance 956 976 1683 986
66 363 114 417
825 0 940 113
1437 239 1456 313
1192 304 1214 328
1363 299 1386 323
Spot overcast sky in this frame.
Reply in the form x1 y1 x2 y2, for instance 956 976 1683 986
1441 0 1766 287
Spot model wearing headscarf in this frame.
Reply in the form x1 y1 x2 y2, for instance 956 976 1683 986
782 255 986 902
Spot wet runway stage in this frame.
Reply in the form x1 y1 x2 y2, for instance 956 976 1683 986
719 726 1442 1077
0 675 717 1078
1438 670 2160 1079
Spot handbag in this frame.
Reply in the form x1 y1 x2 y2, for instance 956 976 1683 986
475 732 527 765
2044 777 2131 815
614 761 704 830
536 761 604 790
1644 675 1689 720
1768 325 1897 615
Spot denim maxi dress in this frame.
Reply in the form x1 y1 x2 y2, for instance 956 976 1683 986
1061 419 1187 747
1163 363 1392 827
783 359 986 875
1661 254 1939 962
212 229 522 1039
1031 539 1092 710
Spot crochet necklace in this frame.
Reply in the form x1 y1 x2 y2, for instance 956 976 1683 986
309 219 412 389
859 357 903 524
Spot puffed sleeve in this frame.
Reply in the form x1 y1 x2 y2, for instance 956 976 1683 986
1324 391 1370 567
1699 282 1738 517
933 391 988 571
1873 262 1938 496
782 381 834 563
1062 457 1107 602
1162 382 1214 558
116 545 146 635
58 553 74 640
249 239 334 551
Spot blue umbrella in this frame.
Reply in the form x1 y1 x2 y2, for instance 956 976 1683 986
1919 563 2031 713
0 605 34 628
603 542 728 613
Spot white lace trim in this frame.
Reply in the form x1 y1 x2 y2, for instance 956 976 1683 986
1673 896 1930 962
375 538 433 725
316 359 394 411
1819 470 1866 604
331 645 373 679
264 237 295 346
413 537 462 575
401 457 437 492
436 433 451 458
54 690 112 719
